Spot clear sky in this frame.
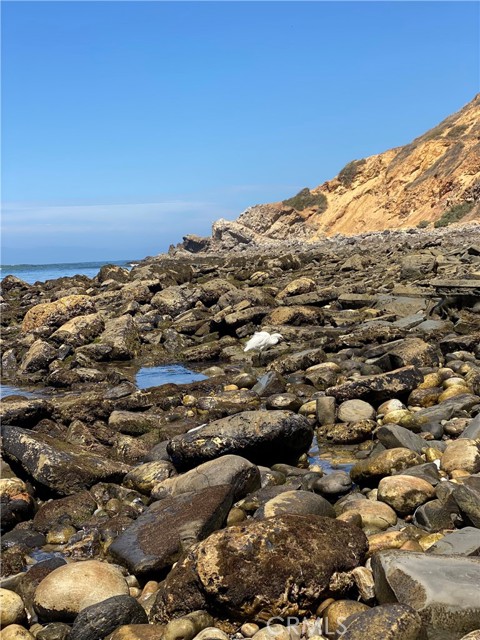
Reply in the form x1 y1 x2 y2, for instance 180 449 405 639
2 1 479 264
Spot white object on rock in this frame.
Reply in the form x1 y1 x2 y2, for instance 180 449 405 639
244 331 284 352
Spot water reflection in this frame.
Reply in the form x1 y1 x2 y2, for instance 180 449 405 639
135 364 207 390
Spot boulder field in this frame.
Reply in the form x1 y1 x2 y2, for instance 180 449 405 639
1 224 480 640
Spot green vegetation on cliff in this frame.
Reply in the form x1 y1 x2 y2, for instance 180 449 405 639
283 188 328 212
434 201 474 228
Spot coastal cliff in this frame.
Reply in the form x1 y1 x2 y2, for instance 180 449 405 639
181 95 480 252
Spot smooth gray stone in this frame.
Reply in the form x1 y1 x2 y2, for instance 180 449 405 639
453 476 480 527
377 424 427 455
372 550 480 635
413 499 458 532
413 394 480 427
396 462 441 486
312 470 352 496
392 313 426 329
415 319 451 333
461 413 480 440
151 454 260 502
427 527 480 556
419 421 444 439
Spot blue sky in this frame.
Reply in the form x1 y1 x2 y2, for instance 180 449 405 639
2 1 479 263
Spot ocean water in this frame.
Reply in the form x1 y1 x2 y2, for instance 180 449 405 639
0 259 137 285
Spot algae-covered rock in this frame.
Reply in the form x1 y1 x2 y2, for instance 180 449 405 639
151 514 368 623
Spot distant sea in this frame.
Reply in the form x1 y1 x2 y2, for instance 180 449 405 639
0 259 138 285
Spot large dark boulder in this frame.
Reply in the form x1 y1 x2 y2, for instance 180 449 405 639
2 425 130 495
327 366 423 403
0 398 52 428
167 410 313 470
109 485 234 576
151 514 368 623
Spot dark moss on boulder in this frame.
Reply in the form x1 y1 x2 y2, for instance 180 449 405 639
151 514 368 623
167 410 313 470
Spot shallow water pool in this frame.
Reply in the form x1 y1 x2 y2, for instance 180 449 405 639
0 384 39 398
308 436 355 474
135 364 207 390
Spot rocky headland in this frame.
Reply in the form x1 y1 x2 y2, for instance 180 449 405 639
178 94 480 253
1 219 480 640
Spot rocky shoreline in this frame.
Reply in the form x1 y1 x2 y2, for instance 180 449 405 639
1 223 480 640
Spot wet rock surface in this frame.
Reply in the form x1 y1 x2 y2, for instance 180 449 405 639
109 485 234 575
151 514 368 622
167 410 313 470
372 550 480 636
1 224 480 640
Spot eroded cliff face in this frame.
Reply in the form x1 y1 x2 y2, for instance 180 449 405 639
181 95 480 252
306 93 480 236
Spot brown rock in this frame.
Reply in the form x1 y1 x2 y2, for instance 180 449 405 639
377 475 435 515
2 425 130 496
337 498 397 531
50 314 105 347
441 439 480 475
341 603 424 640
327 366 423 403
22 295 95 333
350 448 423 486
33 560 129 621
151 515 368 623
109 485 234 576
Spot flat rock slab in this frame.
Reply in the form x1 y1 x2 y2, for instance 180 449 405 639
167 410 313 470
151 514 368 623
0 399 52 427
109 485 234 576
372 550 480 635
427 527 480 556
377 424 428 455
152 455 260 502
2 425 130 496
327 366 423 403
